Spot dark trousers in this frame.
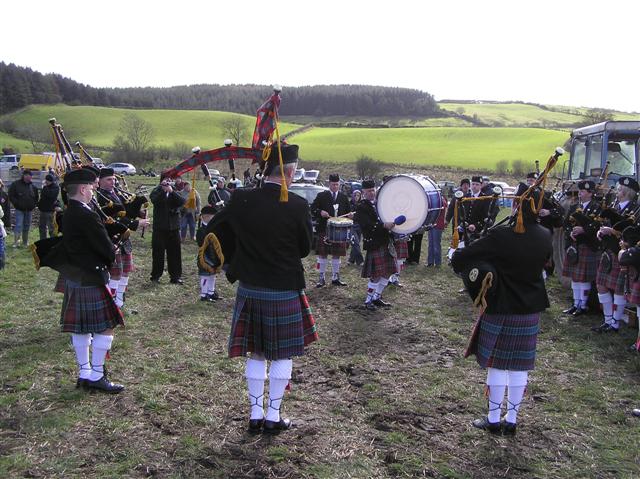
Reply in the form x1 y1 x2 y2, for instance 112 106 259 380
39 211 54 240
407 233 424 264
151 228 182 280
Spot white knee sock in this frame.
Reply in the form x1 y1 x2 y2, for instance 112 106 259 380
207 275 216 295
505 370 529 424
598 292 613 325
266 359 293 422
578 282 591 310
376 277 389 296
90 334 114 381
365 281 377 303
317 257 327 274
71 334 92 379
116 276 128 306
331 258 340 280
200 276 209 297
108 279 119 297
613 294 626 329
486 368 507 423
246 357 267 420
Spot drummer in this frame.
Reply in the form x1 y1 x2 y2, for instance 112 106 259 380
311 173 353 287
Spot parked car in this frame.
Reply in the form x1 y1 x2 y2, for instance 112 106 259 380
0 154 20 171
437 180 456 199
288 183 329 248
293 168 306 182
106 162 137 175
92 158 105 169
302 169 320 184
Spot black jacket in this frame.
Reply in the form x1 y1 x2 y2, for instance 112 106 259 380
208 182 312 290
0 190 10 225
563 200 601 249
8 178 39 212
150 185 185 231
311 189 351 233
354 200 393 250
451 223 552 314
37 183 60 212
59 199 115 285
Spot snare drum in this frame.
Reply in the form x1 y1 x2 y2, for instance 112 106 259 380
327 217 353 243
376 175 443 235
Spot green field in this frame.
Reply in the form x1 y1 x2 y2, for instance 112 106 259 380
293 126 570 169
282 115 473 127
0 131 32 152
1 104 298 150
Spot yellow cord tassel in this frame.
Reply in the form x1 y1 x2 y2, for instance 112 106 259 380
184 171 197 210
274 119 288 202
452 200 460 248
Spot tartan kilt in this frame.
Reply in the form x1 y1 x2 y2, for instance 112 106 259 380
53 273 66 293
109 252 123 279
60 281 125 333
361 244 398 279
561 244 598 282
596 252 625 295
393 238 409 260
315 234 348 257
474 312 540 371
228 283 318 360
121 252 134 274
626 266 640 304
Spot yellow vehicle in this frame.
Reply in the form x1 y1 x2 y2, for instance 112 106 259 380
18 152 57 171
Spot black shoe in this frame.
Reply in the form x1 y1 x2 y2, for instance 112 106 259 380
572 308 588 317
501 420 517 435
209 291 220 301
389 280 403 288
248 418 264 434
331 278 347 286
591 323 619 333
169 278 184 285
150 277 161 283
84 376 125 394
372 298 391 308
364 302 376 311
562 306 578 315
472 417 501 434
263 418 291 434
316 278 326 288
426 263 434 267
76 378 88 389
200 295 215 302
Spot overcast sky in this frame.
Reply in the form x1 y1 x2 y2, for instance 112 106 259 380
2 0 638 112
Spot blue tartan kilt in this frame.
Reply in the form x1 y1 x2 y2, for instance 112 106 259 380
475 312 540 371
361 244 398 279
315 234 348 257
60 281 125 333
561 244 598 282
228 283 318 360
596 252 625 295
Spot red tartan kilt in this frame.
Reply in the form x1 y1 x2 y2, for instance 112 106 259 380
109 252 123 279
561 244 598 282
60 282 124 333
54 274 66 293
121 252 134 274
362 244 398 279
393 239 409 260
626 266 640 304
315 235 347 257
596 252 625 295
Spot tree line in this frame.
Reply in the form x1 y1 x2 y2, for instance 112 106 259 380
0 62 440 117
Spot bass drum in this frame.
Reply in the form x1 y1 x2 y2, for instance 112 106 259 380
376 174 443 235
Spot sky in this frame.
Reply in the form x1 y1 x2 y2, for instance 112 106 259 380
2 0 639 112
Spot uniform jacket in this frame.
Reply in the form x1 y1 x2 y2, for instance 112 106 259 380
37 183 60 212
150 185 185 231
564 200 601 249
311 189 351 233
208 182 312 290
354 200 393 251
8 178 39 212
451 223 552 314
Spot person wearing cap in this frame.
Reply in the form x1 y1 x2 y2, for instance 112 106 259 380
445 178 470 233
37 174 61 240
207 143 317 435
7 169 39 247
561 180 601 317
207 177 231 207
451 186 552 435
310 173 352 287
354 179 398 310
525 172 538 186
592 177 639 333
195 205 221 302
97 167 150 306
462 175 492 244
58 168 125 393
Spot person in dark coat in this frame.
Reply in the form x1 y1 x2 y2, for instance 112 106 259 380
150 176 186 283
310 173 352 287
0 179 11 232
451 185 552 435
37 174 61 240
462 175 491 244
57 168 125 393
8 169 39 247
208 143 317 435
195 205 221 302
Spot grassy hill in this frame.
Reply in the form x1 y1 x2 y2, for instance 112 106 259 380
292 126 570 170
0 131 32 153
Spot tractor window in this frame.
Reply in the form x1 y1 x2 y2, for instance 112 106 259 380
587 135 603 177
607 140 636 177
570 138 586 179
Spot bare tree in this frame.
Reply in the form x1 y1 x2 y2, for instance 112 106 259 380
582 108 614 125
221 116 249 147
112 113 155 164
17 123 51 152
355 154 383 180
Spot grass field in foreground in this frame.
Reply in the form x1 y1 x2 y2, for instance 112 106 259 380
1 197 639 478
293 126 570 169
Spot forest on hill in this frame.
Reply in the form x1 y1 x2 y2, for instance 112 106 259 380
0 62 439 117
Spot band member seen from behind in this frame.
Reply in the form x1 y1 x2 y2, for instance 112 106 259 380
59 168 125 393
592 177 639 333
196 205 221 302
150 175 186 284
97 168 150 307
311 173 352 287
561 180 601 317
451 184 552 435
208 143 318 435
354 179 397 311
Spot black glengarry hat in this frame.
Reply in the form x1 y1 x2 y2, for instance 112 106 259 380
263 143 299 176
619 176 639 193
63 168 97 185
578 180 596 191
471 176 482 183
362 179 376 189
526 172 538 179
328 173 340 182
99 167 115 178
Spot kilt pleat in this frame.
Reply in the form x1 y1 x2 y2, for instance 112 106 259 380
60 281 124 333
361 244 398 279
475 312 540 371
561 244 598 282
315 235 347 257
596 252 625 294
228 283 318 360
121 252 134 274
626 266 640 304
109 252 123 279
53 273 66 293
393 239 409 260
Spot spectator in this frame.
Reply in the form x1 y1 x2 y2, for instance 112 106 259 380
0 179 10 232
348 189 364 266
0 204 6 269
208 177 231 206
427 194 448 267
37 174 61 240
8 169 39 248
179 182 201 242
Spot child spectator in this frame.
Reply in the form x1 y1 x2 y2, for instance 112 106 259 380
196 205 221 302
